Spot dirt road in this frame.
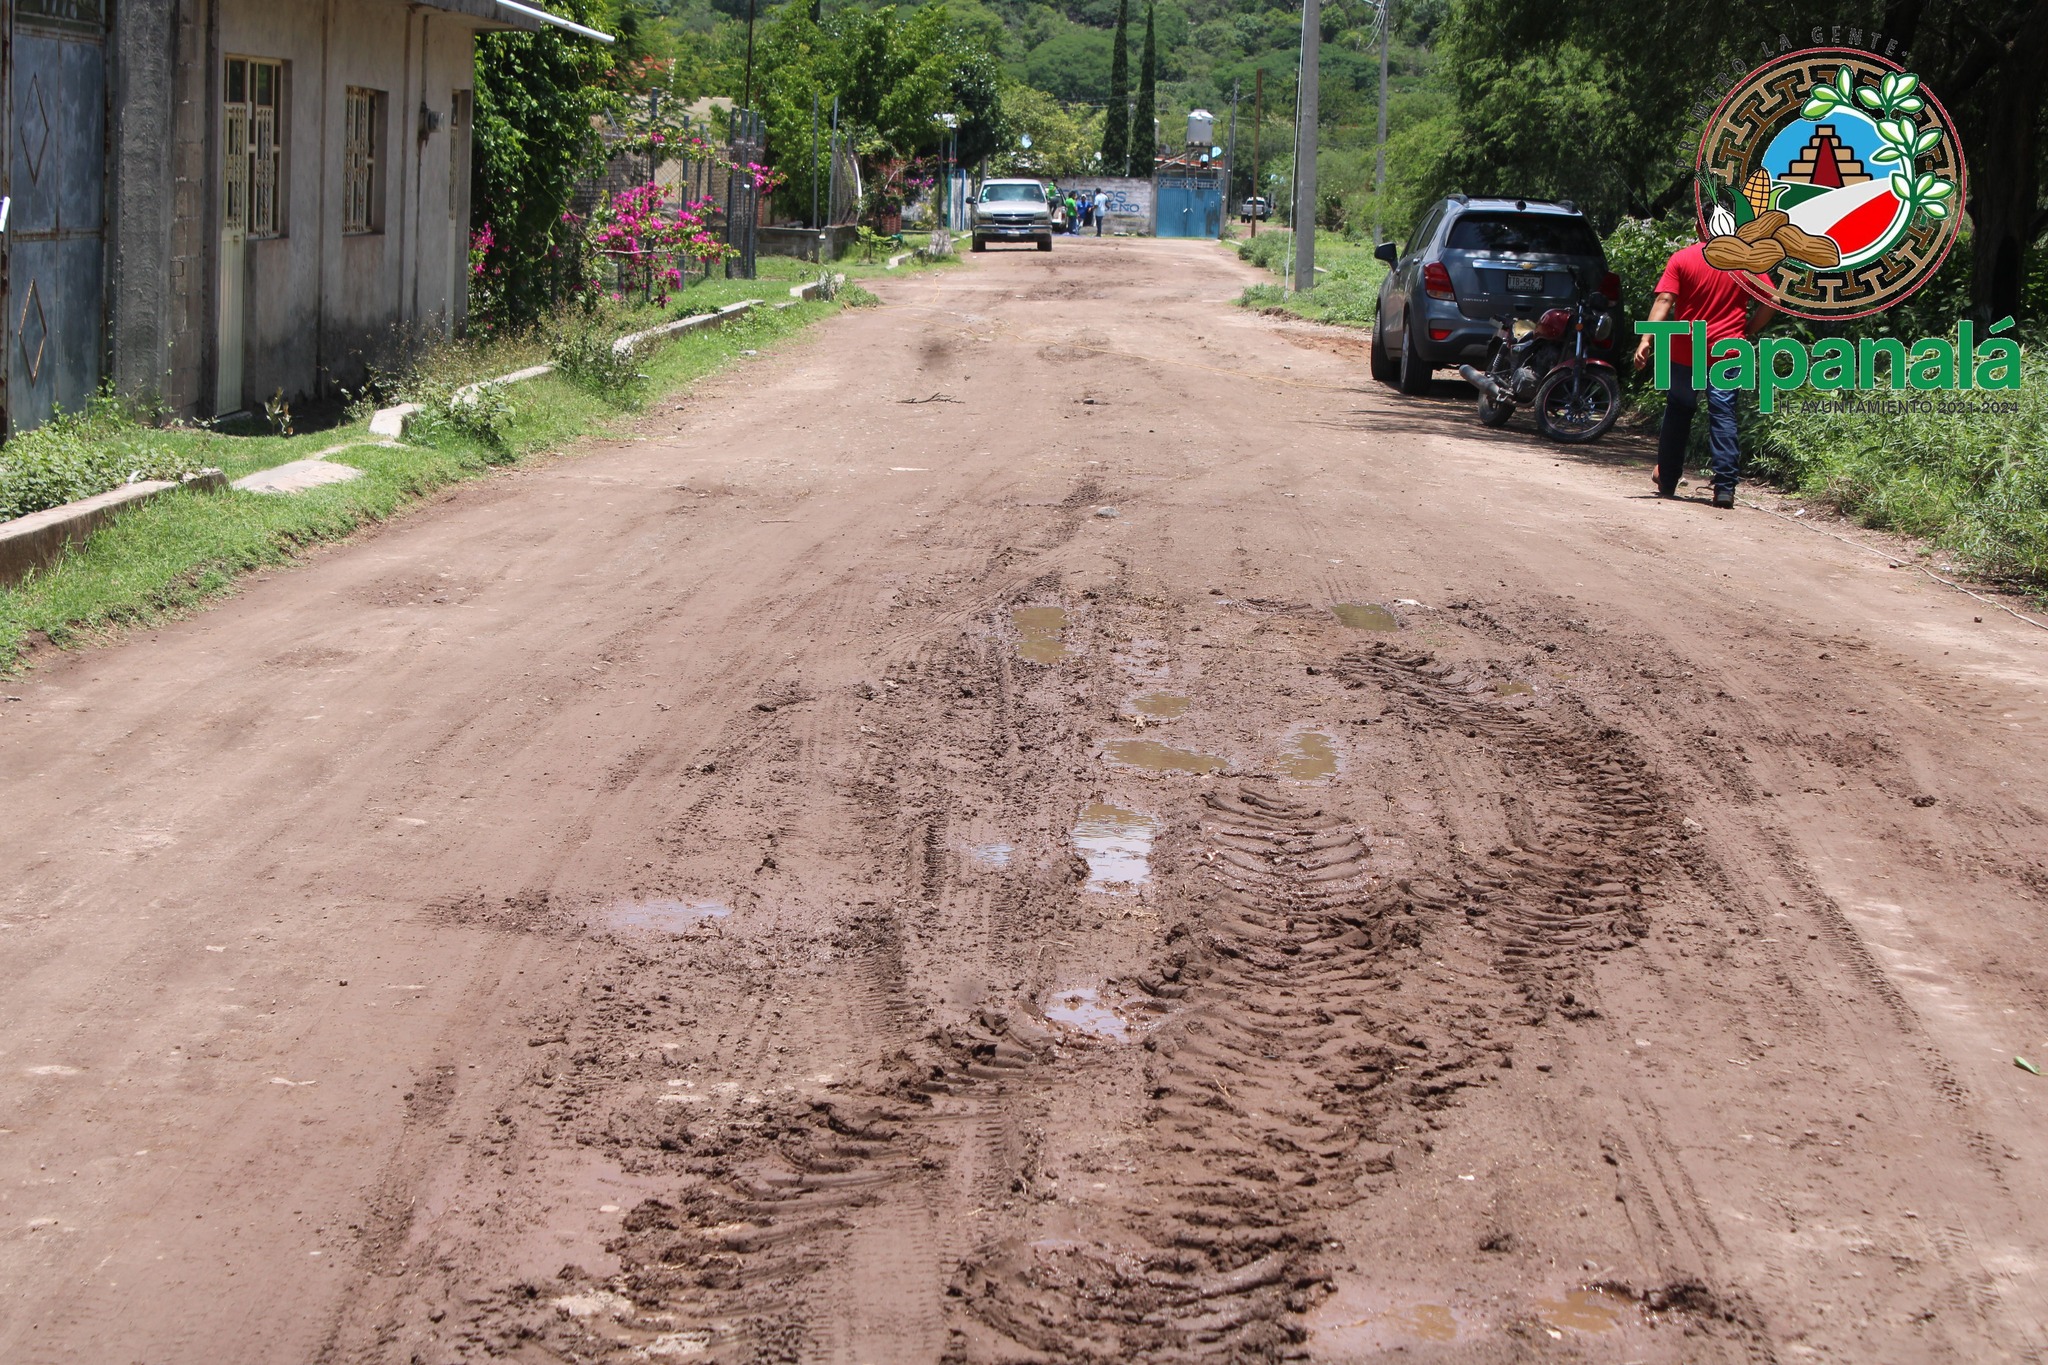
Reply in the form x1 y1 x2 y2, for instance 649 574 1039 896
5 238 2047 1364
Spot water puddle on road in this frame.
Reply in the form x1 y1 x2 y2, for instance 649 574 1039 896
1042 987 1131 1040
1101 738 1227 774
1534 1288 1634 1334
1495 680 1535 697
1308 1296 1467 1353
605 899 732 934
1378 1303 1461 1342
1126 691 1190 719
1333 602 1400 631
1277 729 1339 780
1073 802 1154 892
965 842 1013 869
1012 606 1071 664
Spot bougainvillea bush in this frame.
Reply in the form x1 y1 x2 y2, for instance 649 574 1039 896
586 183 733 304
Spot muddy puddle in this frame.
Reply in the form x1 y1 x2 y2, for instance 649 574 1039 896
1333 602 1399 631
965 842 1013 869
1125 691 1190 719
1073 801 1153 891
1101 738 1227 774
1534 1288 1635 1334
1277 729 1339 780
1495 680 1535 697
605 899 731 934
1012 606 1071 664
1042 987 1131 1041
1378 1303 1461 1342
1309 1297 1466 1352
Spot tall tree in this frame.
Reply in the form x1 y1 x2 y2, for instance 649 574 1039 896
1102 0 1130 174
1129 0 1156 177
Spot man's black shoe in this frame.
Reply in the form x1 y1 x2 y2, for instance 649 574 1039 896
1712 489 1736 509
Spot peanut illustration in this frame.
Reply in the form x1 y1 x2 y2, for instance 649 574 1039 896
1735 209 1788 243
1703 234 1787 272
1772 223 1841 267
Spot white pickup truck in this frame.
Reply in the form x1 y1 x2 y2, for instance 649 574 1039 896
971 180 1055 252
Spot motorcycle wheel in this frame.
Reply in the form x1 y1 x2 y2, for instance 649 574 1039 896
1477 390 1513 427
1533 365 1621 443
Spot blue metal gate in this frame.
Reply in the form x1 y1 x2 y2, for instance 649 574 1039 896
1155 173 1222 239
5 0 106 435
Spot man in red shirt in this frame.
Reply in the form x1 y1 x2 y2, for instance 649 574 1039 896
1631 242 1776 508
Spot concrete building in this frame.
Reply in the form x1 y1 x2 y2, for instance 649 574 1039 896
6 0 602 434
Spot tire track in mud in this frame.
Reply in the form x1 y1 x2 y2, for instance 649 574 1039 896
451 597 1772 1364
1334 641 1663 1022
948 786 1470 1363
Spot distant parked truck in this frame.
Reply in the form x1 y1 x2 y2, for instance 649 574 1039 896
1240 196 1271 221
971 180 1055 252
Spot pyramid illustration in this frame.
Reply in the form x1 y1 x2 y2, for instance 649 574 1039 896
1781 124 1872 187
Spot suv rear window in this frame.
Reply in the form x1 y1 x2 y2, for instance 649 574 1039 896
1445 212 1601 256
981 184 1045 203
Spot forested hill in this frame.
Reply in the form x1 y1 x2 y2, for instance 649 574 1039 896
543 0 2046 323
617 0 1445 225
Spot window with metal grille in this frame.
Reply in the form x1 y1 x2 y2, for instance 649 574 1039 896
224 57 285 238
344 87 385 235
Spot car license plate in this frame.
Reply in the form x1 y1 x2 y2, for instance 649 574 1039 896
1505 271 1544 293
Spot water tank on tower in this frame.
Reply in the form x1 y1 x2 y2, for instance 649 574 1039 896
1186 109 1214 147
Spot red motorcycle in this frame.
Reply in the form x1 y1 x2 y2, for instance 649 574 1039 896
1457 291 1621 443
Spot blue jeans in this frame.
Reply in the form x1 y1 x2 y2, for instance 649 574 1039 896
1659 362 1739 496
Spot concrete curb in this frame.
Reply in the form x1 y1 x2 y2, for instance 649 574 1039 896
0 469 227 588
611 298 761 356
452 363 555 404
885 251 916 269
784 274 846 304
362 298 770 437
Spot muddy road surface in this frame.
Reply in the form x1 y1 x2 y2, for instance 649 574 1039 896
6 239 2048 1364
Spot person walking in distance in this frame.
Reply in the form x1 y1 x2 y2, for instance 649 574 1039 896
1094 188 1108 235
1632 241 1776 509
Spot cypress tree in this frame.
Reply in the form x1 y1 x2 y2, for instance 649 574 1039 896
1102 0 1130 175
1129 0 1156 178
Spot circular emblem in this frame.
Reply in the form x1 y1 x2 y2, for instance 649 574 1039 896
1695 48 1966 320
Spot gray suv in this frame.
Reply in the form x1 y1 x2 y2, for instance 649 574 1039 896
1371 196 1619 394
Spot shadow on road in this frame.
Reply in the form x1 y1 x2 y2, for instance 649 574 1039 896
1304 371 1663 474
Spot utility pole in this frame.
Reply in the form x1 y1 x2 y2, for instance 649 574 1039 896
1224 78 1239 238
742 0 758 111
1292 0 1320 293
811 90 820 230
1250 68 1262 240
1373 0 1390 244
828 97 840 228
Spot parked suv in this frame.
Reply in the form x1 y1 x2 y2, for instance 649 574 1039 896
972 180 1054 252
1371 196 1621 395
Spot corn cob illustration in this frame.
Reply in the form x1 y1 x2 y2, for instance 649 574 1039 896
1742 168 1775 217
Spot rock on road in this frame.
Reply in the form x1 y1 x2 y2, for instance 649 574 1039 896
4 238 2047 1364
